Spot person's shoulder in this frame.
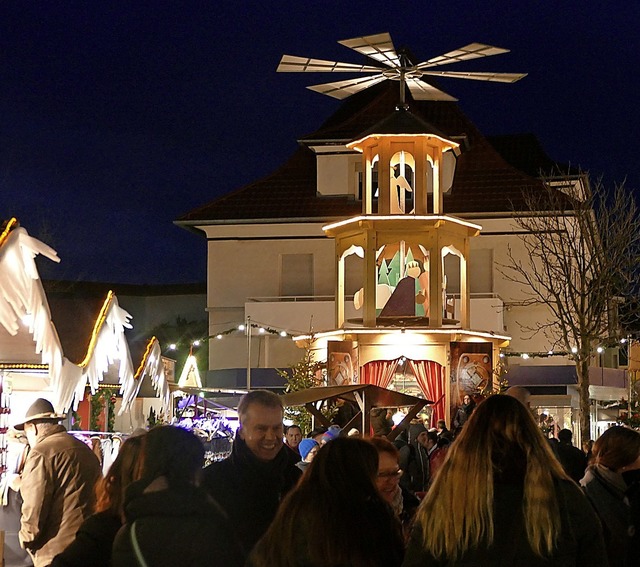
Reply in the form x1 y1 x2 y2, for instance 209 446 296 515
203 456 234 484
556 477 593 510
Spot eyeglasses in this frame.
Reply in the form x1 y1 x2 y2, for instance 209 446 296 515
377 468 402 479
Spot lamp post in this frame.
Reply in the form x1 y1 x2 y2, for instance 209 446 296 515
246 316 252 390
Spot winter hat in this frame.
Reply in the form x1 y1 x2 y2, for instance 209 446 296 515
299 438 319 461
408 422 427 443
14 398 65 431
321 424 342 444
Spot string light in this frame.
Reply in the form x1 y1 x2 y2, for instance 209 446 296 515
501 338 632 359
160 321 294 354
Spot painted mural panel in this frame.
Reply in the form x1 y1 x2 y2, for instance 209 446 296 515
449 341 492 412
327 340 358 386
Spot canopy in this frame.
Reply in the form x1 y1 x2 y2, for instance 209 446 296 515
281 384 431 441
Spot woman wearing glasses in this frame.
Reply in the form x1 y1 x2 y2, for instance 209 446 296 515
370 435 420 543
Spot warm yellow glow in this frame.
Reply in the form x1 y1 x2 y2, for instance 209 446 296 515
294 328 510 342
347 133 460 152
79 291 114 367
323 215 482 232
0 363 48 370
134 336 157 380
0 217 18 248
178 353 202 388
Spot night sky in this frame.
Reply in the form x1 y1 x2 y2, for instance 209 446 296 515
1 2 638 285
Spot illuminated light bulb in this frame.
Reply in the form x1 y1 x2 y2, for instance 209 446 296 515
499 353 505 358
169 343 177 350
193 340 201 347
621 338 628 344
259 328 265 334
216 334 222 340
279 331 287 337
571 346 578 354
521 353 529 360
596 346 604 354
238 324 245 331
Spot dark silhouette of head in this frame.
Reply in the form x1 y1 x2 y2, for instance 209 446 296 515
142 425 204 488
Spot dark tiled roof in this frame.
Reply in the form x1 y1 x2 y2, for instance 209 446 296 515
43 279 206 297
179 82 566 223
488 133 579 178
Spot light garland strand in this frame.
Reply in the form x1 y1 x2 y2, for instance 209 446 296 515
163 321 294 353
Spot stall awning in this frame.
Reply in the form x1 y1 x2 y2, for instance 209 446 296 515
281 385 431 441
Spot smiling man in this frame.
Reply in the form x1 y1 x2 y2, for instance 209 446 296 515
203 390 301 555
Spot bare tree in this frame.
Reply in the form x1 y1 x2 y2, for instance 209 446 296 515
500 173 640 442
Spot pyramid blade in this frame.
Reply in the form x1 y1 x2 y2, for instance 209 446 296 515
338 32 401 68
417 43 510 70
277 54 381 73
421 70 527 83
407 78 457 101
307 74 387 99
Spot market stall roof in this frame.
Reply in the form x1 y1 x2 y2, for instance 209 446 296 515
170 385 248 411
281 384 431 441
282 384 430 408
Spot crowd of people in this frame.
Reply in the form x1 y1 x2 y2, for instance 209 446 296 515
2 390 639 566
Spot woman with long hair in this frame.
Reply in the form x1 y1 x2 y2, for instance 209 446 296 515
249 436 404 567
580 425 640 567
403 395 607 566
51 434 145 567
112 425 244 567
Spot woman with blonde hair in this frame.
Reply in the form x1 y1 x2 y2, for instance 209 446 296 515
403 395 606 566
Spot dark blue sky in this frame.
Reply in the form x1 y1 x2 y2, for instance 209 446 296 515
1 2 638 284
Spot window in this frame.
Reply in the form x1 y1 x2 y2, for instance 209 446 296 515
469 249 493 293
280 254 314 297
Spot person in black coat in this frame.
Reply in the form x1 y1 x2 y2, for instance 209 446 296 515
51 434 145 567
555 428 587 483
202 390 301 556
580 426 640 567
111 426 244 567
399 423 430 494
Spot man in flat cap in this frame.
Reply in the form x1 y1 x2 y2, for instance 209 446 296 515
14 398 101 567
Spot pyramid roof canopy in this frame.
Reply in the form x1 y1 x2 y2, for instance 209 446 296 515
179 81 569 224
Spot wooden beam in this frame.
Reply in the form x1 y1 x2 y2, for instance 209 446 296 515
386 401 427 441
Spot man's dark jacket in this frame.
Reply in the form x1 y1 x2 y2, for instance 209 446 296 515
202 435 301 555
555 441 587 483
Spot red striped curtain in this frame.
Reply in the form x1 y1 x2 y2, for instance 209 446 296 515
408 360 445 426
361 358 400 390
